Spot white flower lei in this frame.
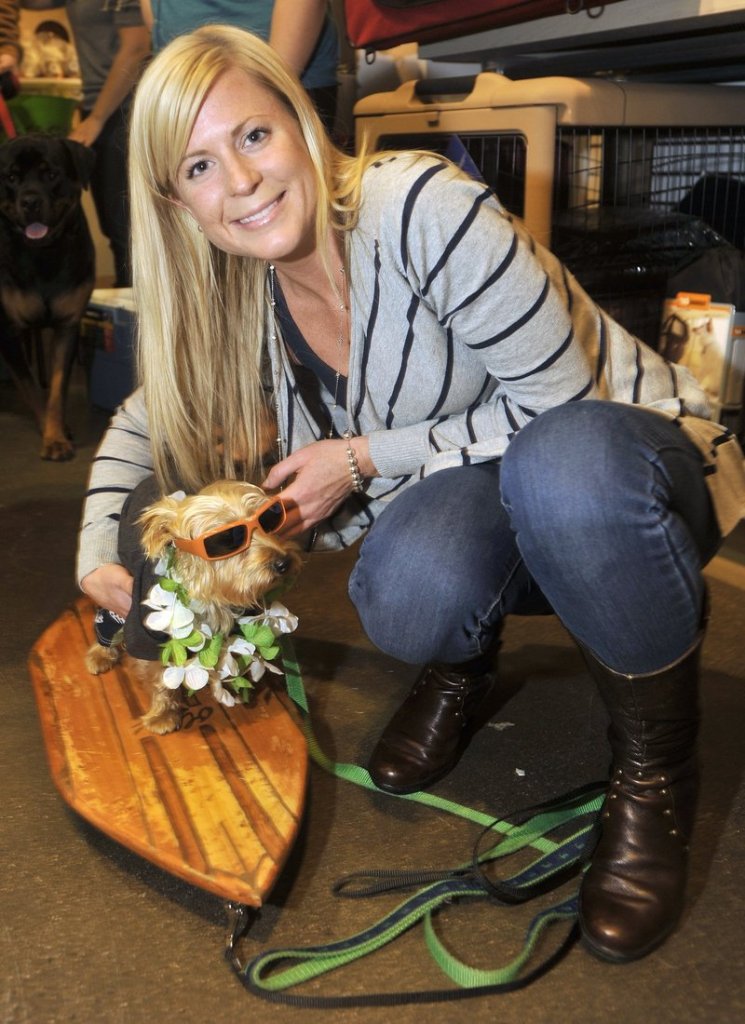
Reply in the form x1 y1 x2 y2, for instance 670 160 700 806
141 547 298 708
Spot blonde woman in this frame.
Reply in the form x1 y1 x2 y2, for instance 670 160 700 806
77 25 744 966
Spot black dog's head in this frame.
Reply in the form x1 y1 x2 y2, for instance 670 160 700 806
0 134 96 246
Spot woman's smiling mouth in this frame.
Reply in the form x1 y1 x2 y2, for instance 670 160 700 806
237 195 283 227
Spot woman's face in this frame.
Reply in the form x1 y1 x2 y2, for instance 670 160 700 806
173 68 318 265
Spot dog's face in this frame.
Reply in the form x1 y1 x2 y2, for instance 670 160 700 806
138 481 302 610
0 135 95 246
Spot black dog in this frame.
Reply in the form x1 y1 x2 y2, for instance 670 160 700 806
0 133 96 460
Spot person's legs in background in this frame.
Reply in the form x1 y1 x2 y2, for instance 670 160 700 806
87 105 131 288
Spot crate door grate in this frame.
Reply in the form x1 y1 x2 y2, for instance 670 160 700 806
377 127 745 345
552 126 745 343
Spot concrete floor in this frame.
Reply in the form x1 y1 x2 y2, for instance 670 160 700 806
1 368 744 1023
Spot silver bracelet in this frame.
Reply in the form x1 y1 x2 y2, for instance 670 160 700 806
344 433 364 493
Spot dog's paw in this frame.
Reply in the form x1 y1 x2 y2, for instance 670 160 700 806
141 708 182 735
41 435 75 461
85 643 120 675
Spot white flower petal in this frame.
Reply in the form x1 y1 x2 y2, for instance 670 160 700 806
144 608 174 632
227 636 255 657
274 614 298 635
162 665 185 689
212 681 237 708
264 601 298 634
238 601 298 636
153 555 169 576
142 583 174 612
184 663 209 690
171 603 195 631
247 659 267 682
218 652 239 679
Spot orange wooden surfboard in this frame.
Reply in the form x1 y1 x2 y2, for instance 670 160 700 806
28 596 308 907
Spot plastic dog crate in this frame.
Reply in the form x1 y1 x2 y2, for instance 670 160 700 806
355 74 745 345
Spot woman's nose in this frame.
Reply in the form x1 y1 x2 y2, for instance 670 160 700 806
225 155 260 195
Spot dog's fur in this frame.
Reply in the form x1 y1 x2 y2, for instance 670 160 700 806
0 133 96 460
85 480 302 735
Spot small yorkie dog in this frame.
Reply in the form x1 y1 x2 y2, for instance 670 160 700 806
85 480 301 735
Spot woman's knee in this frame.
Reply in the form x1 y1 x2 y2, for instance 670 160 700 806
500 401 675 535
348 464 510 663
499 400 718 585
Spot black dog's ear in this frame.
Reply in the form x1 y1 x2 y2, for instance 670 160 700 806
62 139 97 189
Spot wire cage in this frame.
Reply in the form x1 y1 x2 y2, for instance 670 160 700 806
356 75 745 346
551 125 745 343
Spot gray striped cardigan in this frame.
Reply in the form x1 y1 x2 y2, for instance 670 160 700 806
77 153 744 582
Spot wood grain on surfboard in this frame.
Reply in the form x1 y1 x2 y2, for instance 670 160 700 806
28 597 308 906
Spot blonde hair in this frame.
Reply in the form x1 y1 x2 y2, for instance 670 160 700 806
128 24 371 490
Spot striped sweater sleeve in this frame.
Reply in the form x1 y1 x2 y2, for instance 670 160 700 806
365 161 597 478
362 158 709 480
76 388 153 585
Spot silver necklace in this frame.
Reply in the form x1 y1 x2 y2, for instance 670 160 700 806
268 264 284 459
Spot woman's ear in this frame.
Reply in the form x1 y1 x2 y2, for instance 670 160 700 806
164 193 204 233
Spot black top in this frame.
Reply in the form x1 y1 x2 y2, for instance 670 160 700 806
272 276 348 436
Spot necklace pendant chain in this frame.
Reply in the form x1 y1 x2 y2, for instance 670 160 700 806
268 265 284 457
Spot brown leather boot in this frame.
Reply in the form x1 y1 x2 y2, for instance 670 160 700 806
577 631 703 963
368 658 497 795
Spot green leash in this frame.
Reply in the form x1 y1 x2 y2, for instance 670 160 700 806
231 638 605 1007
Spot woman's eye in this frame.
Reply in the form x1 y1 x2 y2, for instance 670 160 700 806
243 127 268 147
186 159 210 180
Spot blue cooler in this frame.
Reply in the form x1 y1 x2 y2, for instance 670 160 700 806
81 289 137 411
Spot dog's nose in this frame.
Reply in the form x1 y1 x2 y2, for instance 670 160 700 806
272 556 293 576
20 192 43 218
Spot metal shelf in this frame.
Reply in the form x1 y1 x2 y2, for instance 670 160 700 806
420 0 745 83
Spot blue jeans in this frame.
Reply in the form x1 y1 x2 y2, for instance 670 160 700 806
348 402 721 674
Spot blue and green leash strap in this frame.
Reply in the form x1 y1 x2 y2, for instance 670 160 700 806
230 638 605 1007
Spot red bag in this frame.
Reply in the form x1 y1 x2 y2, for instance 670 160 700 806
344 1 625 53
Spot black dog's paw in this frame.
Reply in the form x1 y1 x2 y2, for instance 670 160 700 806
41 435 75 461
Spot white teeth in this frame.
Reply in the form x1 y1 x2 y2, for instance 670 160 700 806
239 198 278 225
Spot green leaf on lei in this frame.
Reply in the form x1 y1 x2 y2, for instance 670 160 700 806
157 574 190 606
198 632 224 668
228 675 255 703
240 622 276 647
182 629 205 649
161 638 188 666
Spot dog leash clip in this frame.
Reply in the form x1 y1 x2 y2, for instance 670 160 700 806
224 901 255 970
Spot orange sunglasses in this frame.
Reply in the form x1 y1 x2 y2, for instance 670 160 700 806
173 497 288 561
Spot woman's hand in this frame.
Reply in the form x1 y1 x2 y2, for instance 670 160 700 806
80 564 134 619
263 436 376 537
